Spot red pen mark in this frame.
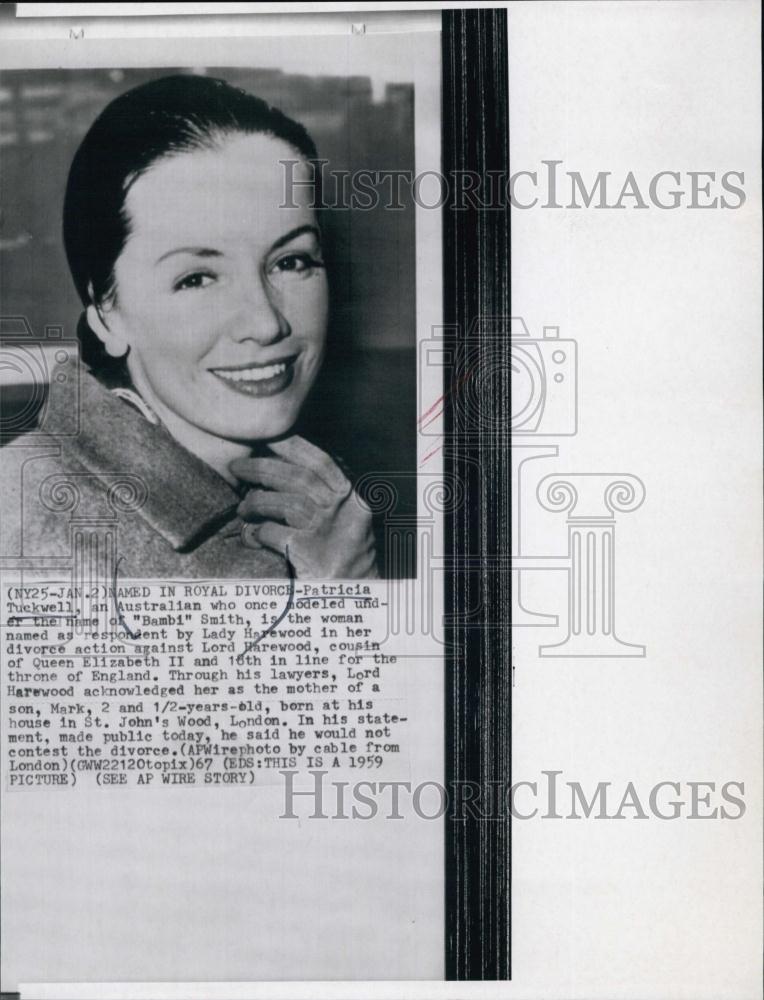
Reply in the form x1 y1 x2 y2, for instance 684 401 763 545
418 361 478 466
418 392 446 431
419 442 443 468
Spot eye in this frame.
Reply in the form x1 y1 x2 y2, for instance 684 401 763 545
173 271 217 292
270 252 325 277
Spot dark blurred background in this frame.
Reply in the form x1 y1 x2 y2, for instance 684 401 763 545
0 67 417 573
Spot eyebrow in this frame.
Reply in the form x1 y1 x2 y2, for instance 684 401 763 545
270 224 320 252
155 225 320 265
156 246 222 265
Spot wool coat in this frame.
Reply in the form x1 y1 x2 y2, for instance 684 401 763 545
0 364 289 581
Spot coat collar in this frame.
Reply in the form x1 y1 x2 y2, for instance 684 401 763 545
50 364 242 552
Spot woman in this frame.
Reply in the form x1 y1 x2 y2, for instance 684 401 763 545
6 74 377 580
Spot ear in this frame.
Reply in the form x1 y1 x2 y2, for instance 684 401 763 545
86 301 129 359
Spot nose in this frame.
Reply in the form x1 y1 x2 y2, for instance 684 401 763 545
230 272 289 346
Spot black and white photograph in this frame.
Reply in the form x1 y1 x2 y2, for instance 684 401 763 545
1 57 418 580
0 10 449 991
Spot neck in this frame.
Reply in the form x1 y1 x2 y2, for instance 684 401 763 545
126 367 251 487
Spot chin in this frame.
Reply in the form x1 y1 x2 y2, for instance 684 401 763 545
211 410 299 444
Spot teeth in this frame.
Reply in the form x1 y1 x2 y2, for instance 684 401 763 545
213 362 287 383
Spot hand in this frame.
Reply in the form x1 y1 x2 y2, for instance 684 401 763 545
230 435 378 579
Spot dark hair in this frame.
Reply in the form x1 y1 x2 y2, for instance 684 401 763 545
63 73 319 384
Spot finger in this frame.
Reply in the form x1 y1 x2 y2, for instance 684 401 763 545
254 520 295 559
267 435 351 496
229 457 336 505
346 487 374 518
238 489 317 528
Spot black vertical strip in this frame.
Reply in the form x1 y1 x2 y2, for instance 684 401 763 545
442 8 512 981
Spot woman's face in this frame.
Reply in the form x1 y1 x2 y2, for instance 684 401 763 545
95 133 328 443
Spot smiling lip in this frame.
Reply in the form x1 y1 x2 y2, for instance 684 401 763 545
209 355 297 397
